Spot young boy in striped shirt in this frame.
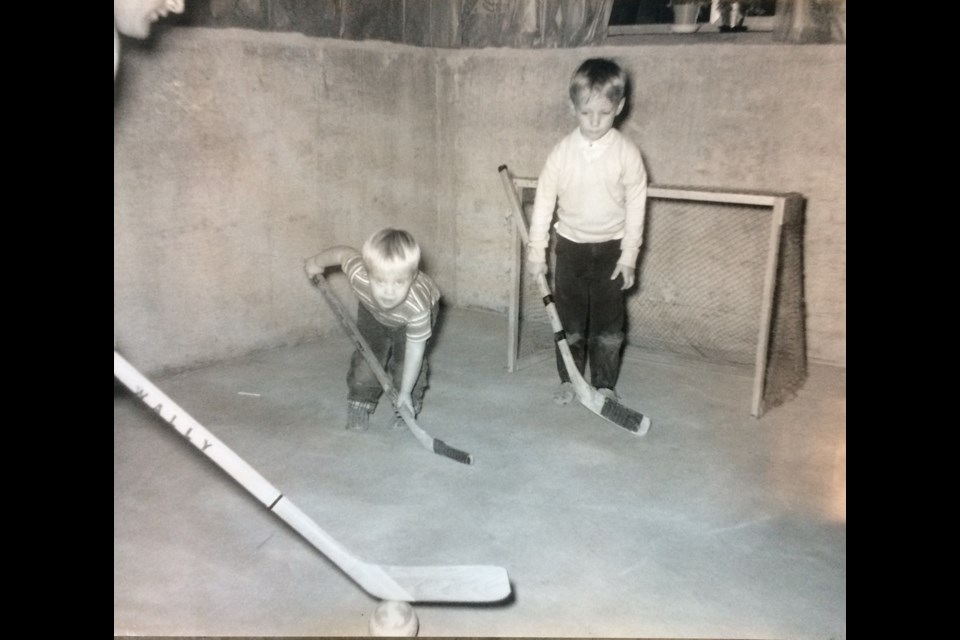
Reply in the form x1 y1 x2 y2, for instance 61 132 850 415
304 228 441 431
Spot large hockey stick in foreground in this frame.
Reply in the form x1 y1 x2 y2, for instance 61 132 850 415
498 164 651 437
310 274 474 465
114 350 509 602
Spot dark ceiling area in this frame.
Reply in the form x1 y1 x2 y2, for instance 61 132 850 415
166 0 613 48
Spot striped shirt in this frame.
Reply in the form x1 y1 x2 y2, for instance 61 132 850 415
343 255 441 343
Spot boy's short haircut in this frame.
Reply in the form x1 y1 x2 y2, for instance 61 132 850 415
362 228 421 275
569 58 627 106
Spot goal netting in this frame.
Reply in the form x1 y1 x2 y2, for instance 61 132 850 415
503 173 806 418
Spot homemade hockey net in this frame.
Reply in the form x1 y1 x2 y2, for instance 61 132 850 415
503 173 806 418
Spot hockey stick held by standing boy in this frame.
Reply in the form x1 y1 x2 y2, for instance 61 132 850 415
499 164 652 437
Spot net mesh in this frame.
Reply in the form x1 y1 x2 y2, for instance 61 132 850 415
508 181 807 416
627 198 768 365
762 203 807 410
513 189 555 365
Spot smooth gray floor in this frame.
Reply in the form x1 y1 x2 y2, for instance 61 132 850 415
114 308 846 638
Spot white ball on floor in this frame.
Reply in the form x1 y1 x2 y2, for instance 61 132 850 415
369 600 419 637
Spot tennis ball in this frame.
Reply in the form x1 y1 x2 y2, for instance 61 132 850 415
368 600 419 637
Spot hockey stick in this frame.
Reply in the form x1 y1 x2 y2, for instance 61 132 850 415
309 274 474 465
114 350 508 601
498 164 651 436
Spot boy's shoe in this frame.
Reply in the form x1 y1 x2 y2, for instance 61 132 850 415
553 382 575 405
346 400 375 431
597 387 619 401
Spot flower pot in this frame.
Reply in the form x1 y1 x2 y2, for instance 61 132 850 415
671 3 702 33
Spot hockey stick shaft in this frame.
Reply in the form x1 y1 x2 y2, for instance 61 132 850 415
114 350 507 601
310 274 474 465
497 165 593 385
498 164 651 436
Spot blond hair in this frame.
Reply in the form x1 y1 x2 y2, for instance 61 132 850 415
362 228 421 275
569 58 627 107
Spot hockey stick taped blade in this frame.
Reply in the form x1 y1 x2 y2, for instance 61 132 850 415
433 439 473 465
573 385 651 436
381 565 512 603
599 398 652 437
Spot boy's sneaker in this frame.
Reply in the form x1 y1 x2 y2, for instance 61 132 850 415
597 387 619 401
553 382 575 405
346 400 375 431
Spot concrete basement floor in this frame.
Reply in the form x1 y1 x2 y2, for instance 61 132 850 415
114 307 846 639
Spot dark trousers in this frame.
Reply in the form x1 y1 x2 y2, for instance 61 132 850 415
347 303 432 410
553 235 625 390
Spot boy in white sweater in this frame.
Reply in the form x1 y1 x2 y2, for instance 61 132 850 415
527 58 648 405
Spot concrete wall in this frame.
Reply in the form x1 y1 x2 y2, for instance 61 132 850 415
115 28 845 374
115 30 442 373
439 44 845 366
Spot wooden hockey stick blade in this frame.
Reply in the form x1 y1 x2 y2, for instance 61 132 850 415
114 351 507 602
539 276 651 437
310 275 474 465
396 402 474 465
498 164 652 437
561 355 651 436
